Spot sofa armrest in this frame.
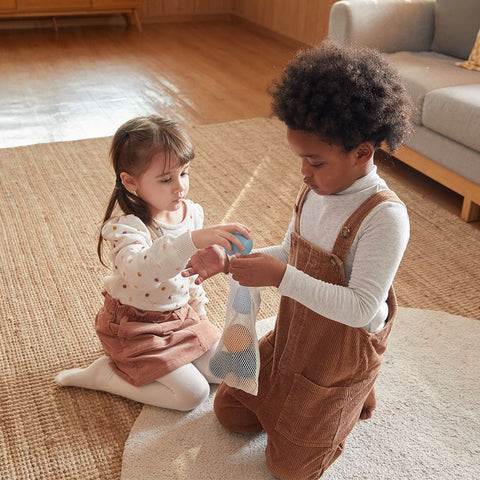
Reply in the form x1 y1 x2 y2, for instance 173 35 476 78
329 0 435 52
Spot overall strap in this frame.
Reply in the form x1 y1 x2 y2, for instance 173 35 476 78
332 190 403 261
293 183 310 234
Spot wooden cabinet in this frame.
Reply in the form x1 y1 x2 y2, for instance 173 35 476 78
0 0 144 30
92 0 140 7
17 1 91 10
0 0 16 10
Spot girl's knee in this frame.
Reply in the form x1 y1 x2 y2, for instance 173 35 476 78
175 378 210 411
159 362 211 411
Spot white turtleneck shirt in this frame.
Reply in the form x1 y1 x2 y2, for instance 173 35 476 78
259 166 410 333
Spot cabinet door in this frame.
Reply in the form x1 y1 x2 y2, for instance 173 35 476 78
17 0 91 10
0 0 16 10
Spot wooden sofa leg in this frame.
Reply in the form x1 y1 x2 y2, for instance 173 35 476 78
461 197 480 222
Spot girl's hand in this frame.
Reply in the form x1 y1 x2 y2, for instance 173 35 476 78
182 245 230 284
229 253 287 288
191 223 250 252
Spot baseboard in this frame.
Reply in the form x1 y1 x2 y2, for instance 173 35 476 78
0 13 130 30
0 11 311 46
139 13 231 25
0 12 231 31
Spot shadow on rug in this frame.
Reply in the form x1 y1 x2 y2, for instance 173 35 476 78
121 308 480 480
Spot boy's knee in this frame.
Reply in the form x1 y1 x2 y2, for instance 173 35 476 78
265 440 343 480
213 390 237 430
214 387 262 433
265 452 323 480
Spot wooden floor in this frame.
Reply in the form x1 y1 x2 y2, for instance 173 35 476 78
0 21 297 148
0 20 476 225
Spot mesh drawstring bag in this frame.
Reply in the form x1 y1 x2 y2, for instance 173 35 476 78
209 276 262 395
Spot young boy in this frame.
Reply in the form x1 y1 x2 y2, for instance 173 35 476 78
185 40 413 479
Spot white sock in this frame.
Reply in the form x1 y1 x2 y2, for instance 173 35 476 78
55 355 114 390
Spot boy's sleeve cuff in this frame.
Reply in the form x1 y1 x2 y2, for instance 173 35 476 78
278 264 295 296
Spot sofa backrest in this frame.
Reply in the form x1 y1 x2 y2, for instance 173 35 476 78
329 0 436 53
430 0 480 59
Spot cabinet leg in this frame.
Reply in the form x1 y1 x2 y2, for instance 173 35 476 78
125 9 142 31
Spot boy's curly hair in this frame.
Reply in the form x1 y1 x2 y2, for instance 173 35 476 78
269 40 414 152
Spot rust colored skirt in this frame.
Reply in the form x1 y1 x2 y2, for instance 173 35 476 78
95 292 220 386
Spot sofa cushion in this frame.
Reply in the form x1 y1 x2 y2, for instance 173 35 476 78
422 85 480 152
386 51 480 124
430 0 480 60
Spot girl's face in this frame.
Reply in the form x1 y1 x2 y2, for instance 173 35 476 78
286 128 374 196
122 153 190 223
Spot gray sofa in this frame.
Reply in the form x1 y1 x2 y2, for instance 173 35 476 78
329 0 480 221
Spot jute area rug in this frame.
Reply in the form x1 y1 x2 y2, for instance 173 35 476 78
1 117 479 479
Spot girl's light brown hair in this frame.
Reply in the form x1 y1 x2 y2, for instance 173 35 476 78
97 115 194 266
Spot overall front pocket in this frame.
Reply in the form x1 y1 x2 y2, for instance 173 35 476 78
275 373 350 448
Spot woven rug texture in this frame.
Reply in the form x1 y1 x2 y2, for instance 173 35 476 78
0 117 479 479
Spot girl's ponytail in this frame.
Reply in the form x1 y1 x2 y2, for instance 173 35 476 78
96 180 152 267
96 185 121 267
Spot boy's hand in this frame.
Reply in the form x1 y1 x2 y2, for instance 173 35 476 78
182 245 229 284
229 253 287 288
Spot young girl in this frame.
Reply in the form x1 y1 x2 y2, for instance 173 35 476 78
55 115 250 411
184 41 413 478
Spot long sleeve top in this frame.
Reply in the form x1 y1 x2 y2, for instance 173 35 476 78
260 167 410 333
102 199 208 314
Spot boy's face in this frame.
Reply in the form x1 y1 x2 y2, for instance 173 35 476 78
286 128 372 196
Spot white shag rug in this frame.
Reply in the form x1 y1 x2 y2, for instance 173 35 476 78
121 308 480 480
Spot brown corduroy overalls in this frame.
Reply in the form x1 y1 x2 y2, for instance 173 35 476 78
214 187 401 480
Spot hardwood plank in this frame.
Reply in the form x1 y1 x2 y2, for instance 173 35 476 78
0 21 297 148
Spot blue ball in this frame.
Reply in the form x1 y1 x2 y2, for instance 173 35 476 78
226 232 253 256
232 286 252 314
232 348 257 377
209 351 233 378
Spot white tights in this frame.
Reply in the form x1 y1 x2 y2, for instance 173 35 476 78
55 341 220 411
